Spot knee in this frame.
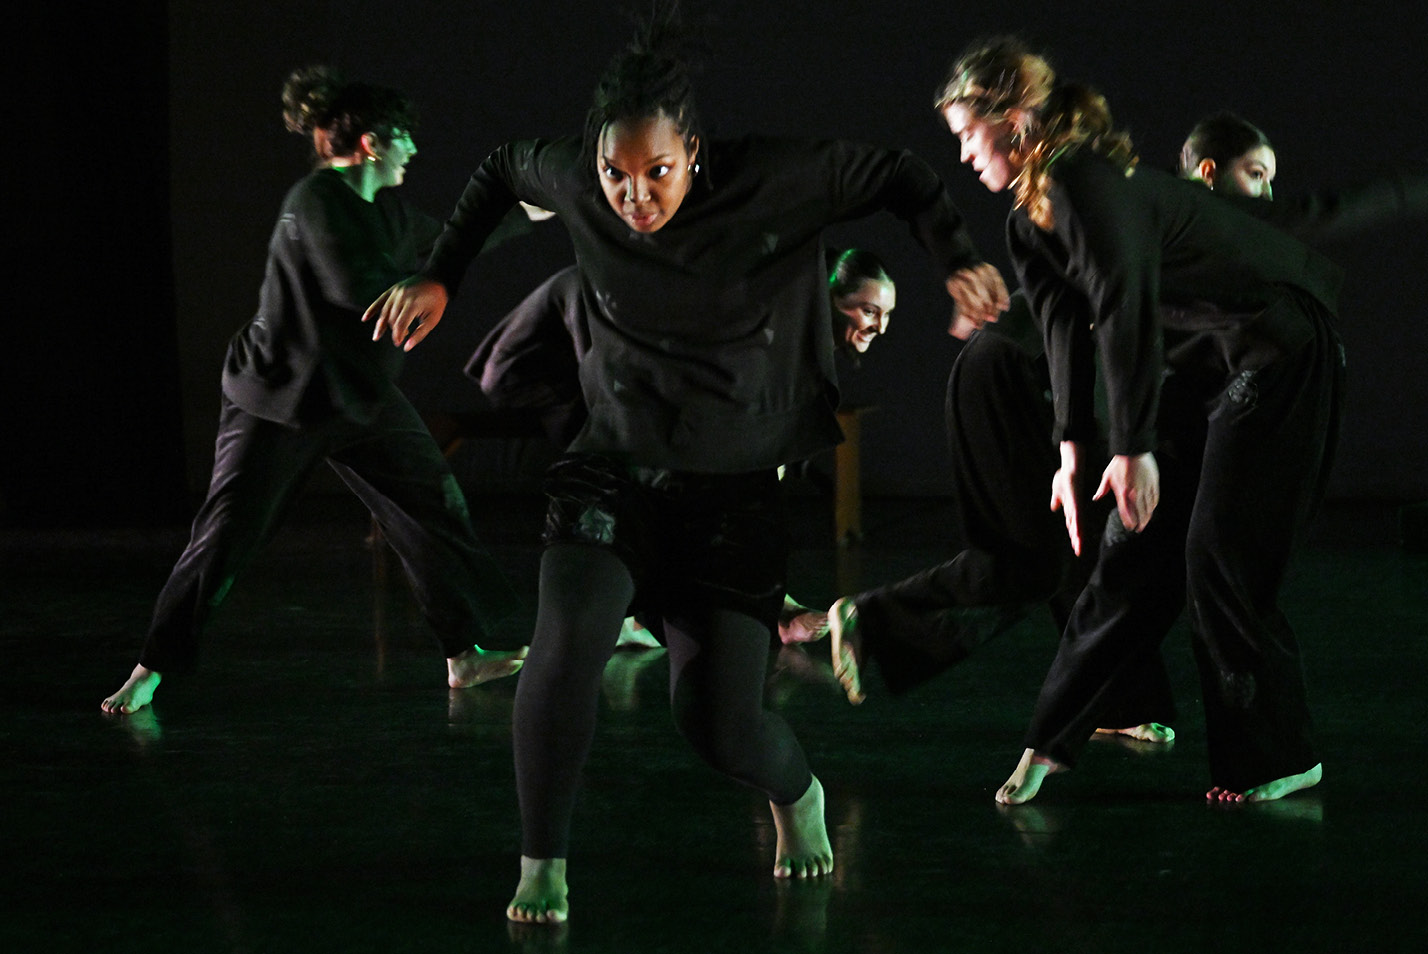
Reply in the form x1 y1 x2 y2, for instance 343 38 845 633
670 699 761 778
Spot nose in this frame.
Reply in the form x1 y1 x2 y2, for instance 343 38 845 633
959 138 973 165
626 177 649 204
1262 181 1273 201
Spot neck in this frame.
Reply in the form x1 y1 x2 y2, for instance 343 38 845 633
326 158 381 202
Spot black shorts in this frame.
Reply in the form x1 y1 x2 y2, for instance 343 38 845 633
541 453 789 628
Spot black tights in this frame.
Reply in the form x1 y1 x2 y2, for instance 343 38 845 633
513 544 812 858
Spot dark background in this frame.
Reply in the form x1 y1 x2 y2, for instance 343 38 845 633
10 0 1426 528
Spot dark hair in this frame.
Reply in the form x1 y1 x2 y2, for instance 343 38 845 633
936 37 1135 230
281 66 417 161
582 1 705 176
1179 112 1273 176
827 248 892 299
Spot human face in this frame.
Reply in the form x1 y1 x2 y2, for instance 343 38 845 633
597 113 698 233
1216 145 1276 199
374 130 417 189
834 278 896 353
942 103 1020 193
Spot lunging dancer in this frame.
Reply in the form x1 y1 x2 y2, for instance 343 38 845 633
102 67 526 715
366 6 1006 922
937 38 1342 805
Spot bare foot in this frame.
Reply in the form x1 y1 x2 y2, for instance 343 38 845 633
827 598 864 705
507 856 568 923
615 617 663 650
771 775 834 879
1094 722 1175 744
779 610 829 645
101 664 162 714
996 748 1066 805
447 646 528 689
778 598 829 645
1207 763 1322 804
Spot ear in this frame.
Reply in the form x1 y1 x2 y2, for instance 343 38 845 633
359 131 383 160
686 134 700 167
1195 157 1217 188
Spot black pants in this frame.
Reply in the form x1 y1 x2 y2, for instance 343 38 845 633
513 455 812 858
139 391 518 672
852 330 1176 726
1025 302 1343 790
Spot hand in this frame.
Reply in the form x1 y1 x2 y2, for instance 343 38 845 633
363 276 450 351
1049 440 1084 555
1094 452 1160 534
945 262 1010 339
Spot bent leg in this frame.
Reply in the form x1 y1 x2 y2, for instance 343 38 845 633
665 608 831 878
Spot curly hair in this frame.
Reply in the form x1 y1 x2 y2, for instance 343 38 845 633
281 66 417 162
582 1 707 177
935 38 1135 230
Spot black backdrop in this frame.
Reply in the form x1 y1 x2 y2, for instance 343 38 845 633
10 1 1426 527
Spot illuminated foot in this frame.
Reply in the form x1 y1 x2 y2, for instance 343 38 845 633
1094 722 1175 744
827 598 864 705
1207 763 1322 804
101 664 162 714
996 748 1066 805
507 856 568 923
447 646 528 689
778 599 829 645
771 775 834 879
615 617 662 650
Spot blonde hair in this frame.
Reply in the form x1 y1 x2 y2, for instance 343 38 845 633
935 38 1136 230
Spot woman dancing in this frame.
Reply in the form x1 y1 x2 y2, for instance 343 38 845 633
367 9 1006 922
825 113 1297 725
936 38 1343 806
101 67 526 715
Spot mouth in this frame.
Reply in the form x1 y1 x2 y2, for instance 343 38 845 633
625 209 660 230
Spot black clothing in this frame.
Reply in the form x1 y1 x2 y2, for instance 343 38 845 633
140 171 517 673
426 133 986 856
1010 153 1341 457
1010 150 1346 790
540 454 789 629
223 169 439 426
467 266 590 447
424 135 982 472
850 296 1176 726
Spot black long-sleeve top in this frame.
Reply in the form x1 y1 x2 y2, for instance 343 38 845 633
422 135 983 472
1009 149 1343 456
222 169 442 426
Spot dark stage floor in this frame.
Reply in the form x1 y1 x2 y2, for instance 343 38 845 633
3 494 1426 953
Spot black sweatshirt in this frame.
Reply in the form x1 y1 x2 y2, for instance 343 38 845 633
1008 150 1343 456
422 134 983 472
222 169 442 426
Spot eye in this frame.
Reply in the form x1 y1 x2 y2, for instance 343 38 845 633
650 164 672 179
601 164 624 182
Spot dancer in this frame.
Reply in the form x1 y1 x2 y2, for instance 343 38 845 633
367 8 1006 922
470 246 898 648
101 67 526 716
937 38 1343 805
824 122 1284 723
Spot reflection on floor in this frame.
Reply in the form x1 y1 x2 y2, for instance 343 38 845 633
2 494 1425 953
